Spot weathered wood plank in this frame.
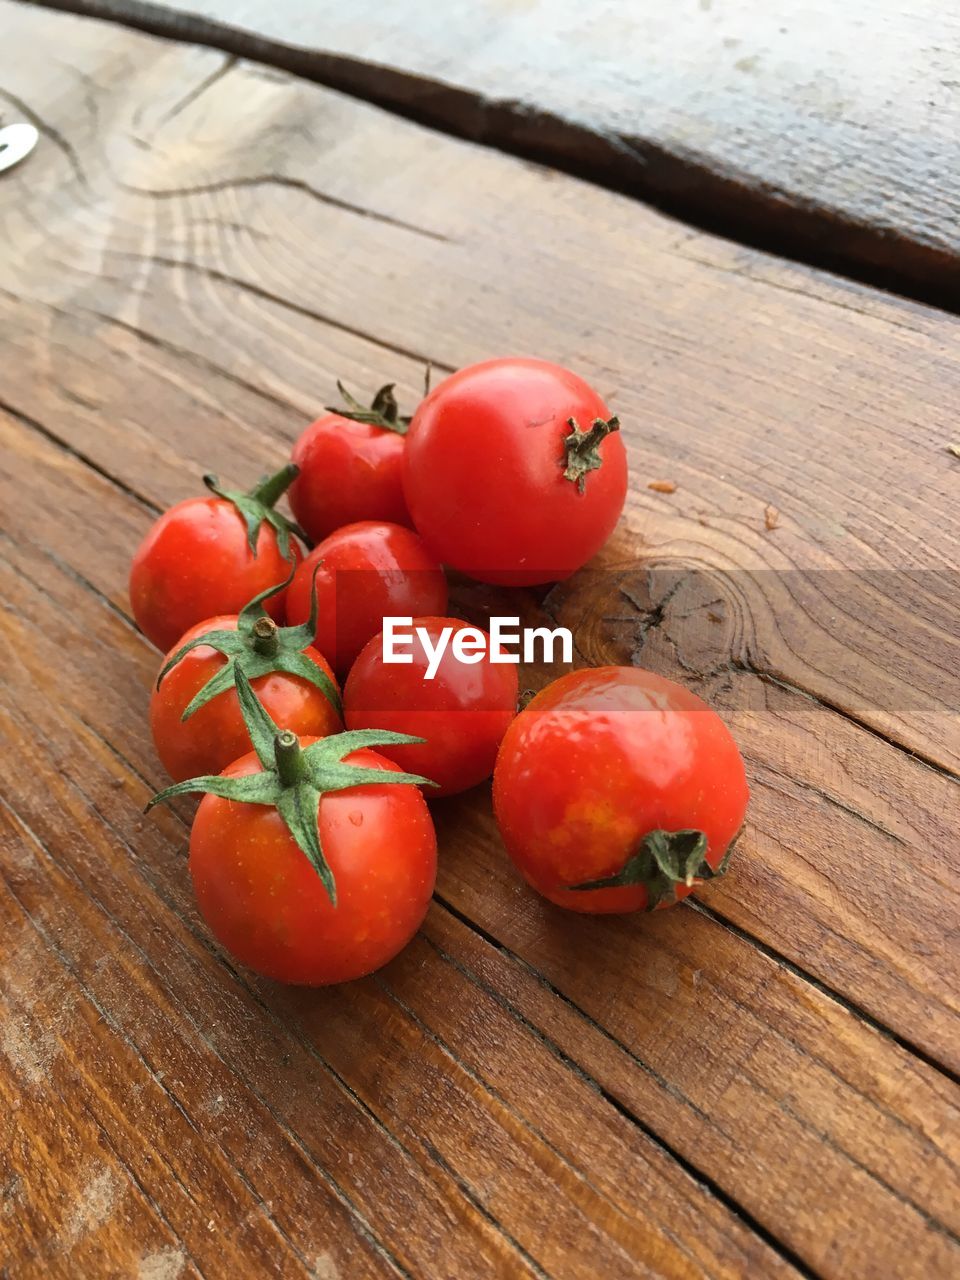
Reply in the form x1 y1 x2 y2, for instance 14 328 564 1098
0 852 347 1280
20 0 960 303
0 909 204 1280
419 898 960 1277
3 406 959 1277
0 562 551 1277
0 425 801 1278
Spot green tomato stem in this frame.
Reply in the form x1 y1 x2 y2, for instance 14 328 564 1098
274 730 303 787
249 462 300 509
251 616 281 657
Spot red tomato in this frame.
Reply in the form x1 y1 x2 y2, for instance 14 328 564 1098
151 615 341 782
130 466 304 651
493 666 748 913
289 384 412 543
285 521 448 676
189 743 437 984
403 358 628 586
343 617 519 797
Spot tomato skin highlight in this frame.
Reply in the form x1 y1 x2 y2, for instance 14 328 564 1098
130 497 301 652
289 414 411 544
343 617 519 797
403 358 628 586
189 744 437 985
150 616 342 782
285 521 448 677
492 666 749 913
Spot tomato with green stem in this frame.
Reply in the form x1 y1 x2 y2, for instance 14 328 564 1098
343 616 519 797
285 520 448 676
130 464 305 652
151 570 342 782
148 669 437 985
492 666 748 913
403 358 627 586
288 382 415 543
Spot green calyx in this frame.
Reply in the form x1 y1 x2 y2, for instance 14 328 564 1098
147 667 436 905
328 381 412 436
203 462 308 558
562 416 620 494
568 828 728 910
156 567 341 722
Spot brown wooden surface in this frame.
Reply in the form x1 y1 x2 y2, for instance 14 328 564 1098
1 4 959 1277
22 0 960 305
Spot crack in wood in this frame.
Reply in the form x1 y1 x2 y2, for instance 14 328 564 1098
156 51 236 125
123 172 453 244
103 249 454 373
14 0 960 311
0 81 88 187
426 901 821 1279
81 306 306 416
688 899 960 1091
728 660 960 786
0 394 162 515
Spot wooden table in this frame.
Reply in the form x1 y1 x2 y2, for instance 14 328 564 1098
24 0 960 304
1 4 958 1277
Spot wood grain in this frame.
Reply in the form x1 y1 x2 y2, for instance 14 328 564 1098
20 0 960 304
2 10 957 769
0 424 798 1278
3 406 959 1276
0 4 958 1277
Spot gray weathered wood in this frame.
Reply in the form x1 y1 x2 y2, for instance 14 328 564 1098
22 0 960 303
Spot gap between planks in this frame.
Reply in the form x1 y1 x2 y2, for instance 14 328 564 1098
13 0 960 313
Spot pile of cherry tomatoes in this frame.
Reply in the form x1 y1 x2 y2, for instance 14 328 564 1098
131 357 748 986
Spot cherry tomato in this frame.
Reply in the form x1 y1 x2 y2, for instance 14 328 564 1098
188 742 436 984
289 383 413 543
403 358 628 586
151 615 341 782
344 616 519 797
130 465 304 651
493 666 748 913
148 670 437 985
285 521 448 676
